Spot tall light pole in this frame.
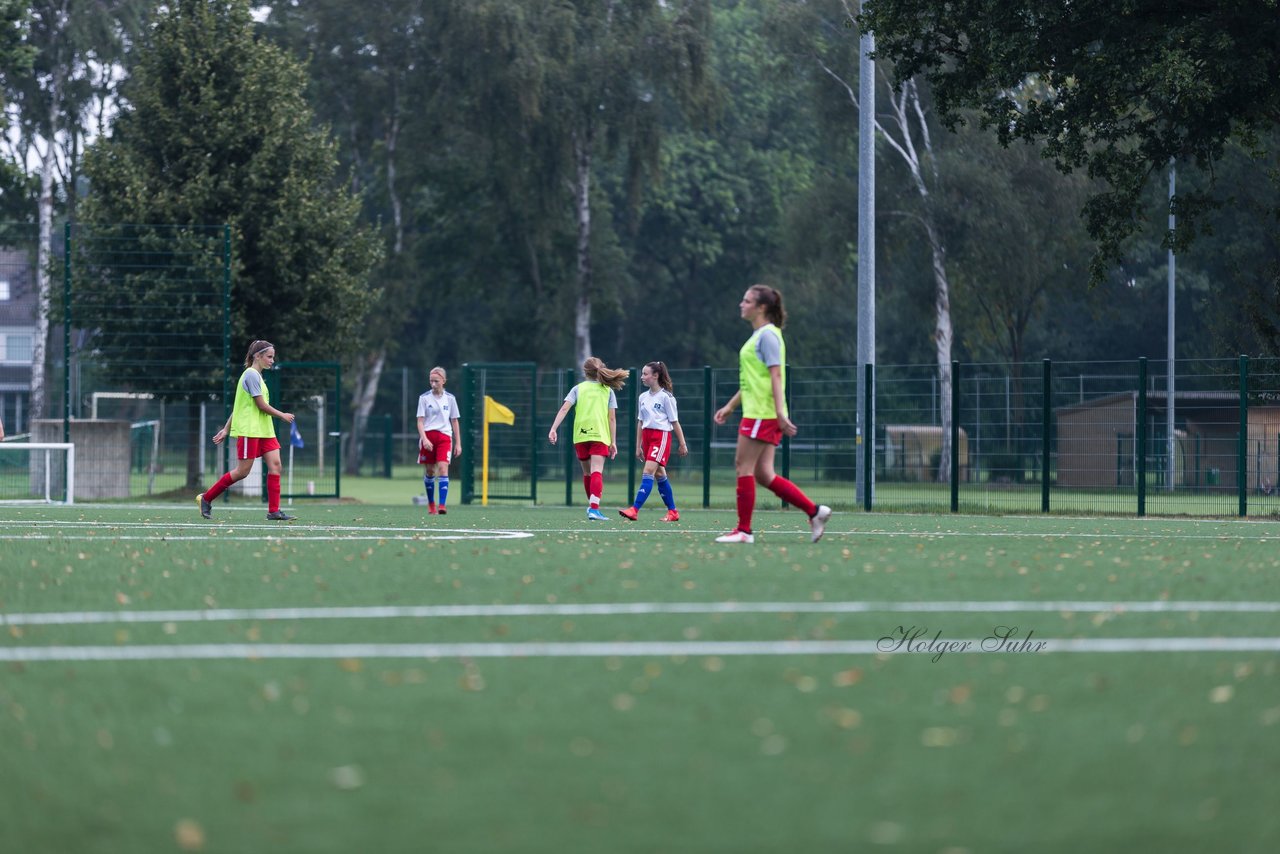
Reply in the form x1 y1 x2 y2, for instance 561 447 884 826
856 6 876 507
1167 161 1176 491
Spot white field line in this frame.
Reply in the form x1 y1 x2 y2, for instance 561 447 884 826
4 599 1279 627
2 637 1279 662
2 519 1280 542
0 521 532 542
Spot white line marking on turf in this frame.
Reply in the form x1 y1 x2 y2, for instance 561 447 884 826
0 521 532 542
2 637 1278 662
4 600 1278 627
3 519 1280 542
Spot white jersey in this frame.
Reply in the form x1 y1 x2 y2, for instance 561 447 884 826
416 391 460 433
637 389 679 431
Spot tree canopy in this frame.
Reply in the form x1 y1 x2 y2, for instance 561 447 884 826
859 0 1280 279
80 0 381 368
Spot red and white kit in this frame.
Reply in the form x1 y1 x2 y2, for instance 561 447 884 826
416 390 459 464
637 388 680 466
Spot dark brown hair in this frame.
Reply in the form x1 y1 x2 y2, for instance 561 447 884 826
645 361 673 393
747 284 786 328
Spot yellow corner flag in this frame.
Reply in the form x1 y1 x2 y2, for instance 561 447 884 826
481 396 515 505
484 396 516 426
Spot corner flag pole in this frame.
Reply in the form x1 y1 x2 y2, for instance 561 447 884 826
482 396 516 506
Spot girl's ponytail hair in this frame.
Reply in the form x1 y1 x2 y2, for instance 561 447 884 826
646 361 673 393
747 284 786 328
244 339 274 368
583 356 629 391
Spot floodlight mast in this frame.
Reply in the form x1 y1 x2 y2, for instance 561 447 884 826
1167 163 1176 492
856 10 876 507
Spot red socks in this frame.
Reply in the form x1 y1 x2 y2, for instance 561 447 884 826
267 473 281 512
588 472 603 507
736 475 755 532
736 474 818 532
203 471 234 502
766 475 818 517
203 470 286 512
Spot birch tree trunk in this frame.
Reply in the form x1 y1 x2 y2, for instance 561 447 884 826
344 100 401 474
343 349 386 475
572 127 594 368
31 95 61 428
818 58 957 483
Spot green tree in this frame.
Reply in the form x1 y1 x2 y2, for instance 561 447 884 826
454 0 714 367
263 0 445 472
80 0 380 486
858 0 1280 282
0 0 34 218
5 1 147 421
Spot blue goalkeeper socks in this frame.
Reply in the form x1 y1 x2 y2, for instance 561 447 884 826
438 477 449 507
424 475 435 504
633 474 655 509
657 476 675 510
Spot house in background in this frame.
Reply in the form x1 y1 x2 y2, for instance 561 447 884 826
0 247 37 435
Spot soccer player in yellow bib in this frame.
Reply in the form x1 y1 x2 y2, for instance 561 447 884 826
712 285 832 543
197 339 297 521
549 357 628 521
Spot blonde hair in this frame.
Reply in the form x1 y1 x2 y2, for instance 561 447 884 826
429 366 447 381
243 339 274 368
583 356 628 391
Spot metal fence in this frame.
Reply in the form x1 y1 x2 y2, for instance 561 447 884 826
357 357 1280 518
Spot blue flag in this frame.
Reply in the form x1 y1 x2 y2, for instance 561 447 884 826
290 420 304 449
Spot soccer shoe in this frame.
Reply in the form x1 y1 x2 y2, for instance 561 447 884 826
618 506 639 521
586 507 608 521
428 504 437 515
196 493 212 519
661 509 680 523
714 529 754 544
809 505 833 543
437 507 447 515
266 510 297 521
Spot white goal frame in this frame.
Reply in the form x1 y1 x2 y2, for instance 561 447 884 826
0 442 76 505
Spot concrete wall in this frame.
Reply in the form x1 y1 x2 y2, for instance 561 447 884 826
32 419 132 500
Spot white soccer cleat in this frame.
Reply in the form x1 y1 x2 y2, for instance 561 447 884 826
714 529 755 544
809 505 832 543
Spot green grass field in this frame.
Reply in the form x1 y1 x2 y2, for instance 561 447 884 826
1 491 1277 853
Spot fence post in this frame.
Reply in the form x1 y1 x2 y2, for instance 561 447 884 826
459 364 472 504
565 368 575 507
63 222 72 444
703 365 712 509
382 413 393 478
864 363 874 512
1137 357 1147 516
530 363 538 506
1042 358 1051 513
781 372 792 490
951 360 960 513
334 362 343 500
1239 354 1248 517
627 367 638 501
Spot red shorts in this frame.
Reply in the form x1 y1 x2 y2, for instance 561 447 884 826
739 418 783 446
236 436 281 460
640 428 674 467
574 441 610 461
418 431 453 465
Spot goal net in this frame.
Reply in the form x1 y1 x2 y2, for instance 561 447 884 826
0 443 76 505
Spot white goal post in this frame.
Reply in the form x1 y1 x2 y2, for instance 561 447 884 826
0 442 76 505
